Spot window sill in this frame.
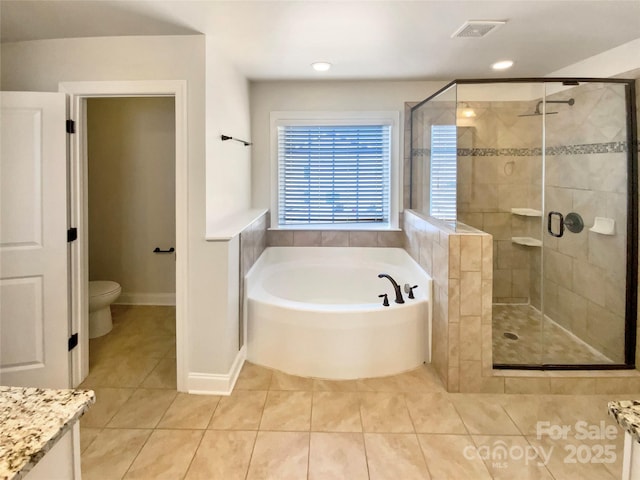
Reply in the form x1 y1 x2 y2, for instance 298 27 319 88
269 224 401 232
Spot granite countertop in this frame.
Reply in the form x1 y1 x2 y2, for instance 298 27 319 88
0 386 95 480
608 400 640 443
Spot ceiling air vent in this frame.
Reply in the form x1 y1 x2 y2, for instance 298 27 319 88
451 20 506 38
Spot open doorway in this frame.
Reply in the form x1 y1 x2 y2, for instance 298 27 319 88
62 81 188 392
83 97 177 388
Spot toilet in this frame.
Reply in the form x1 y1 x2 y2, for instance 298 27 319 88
89 281 122 338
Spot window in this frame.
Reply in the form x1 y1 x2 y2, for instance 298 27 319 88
429 125 457 221
271 112 399 229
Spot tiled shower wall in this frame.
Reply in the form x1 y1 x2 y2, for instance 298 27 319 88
403 209 640 394
403 78 640 392
455 100 542 305
453 83 632 363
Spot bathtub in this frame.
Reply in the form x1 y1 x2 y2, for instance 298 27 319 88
245 247 432 379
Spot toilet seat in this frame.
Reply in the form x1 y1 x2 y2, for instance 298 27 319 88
90 281 121 298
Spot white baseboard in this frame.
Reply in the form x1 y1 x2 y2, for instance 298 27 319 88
186 346 246 395
115 292 176 306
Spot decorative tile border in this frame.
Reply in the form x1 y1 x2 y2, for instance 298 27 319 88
412 141 634 158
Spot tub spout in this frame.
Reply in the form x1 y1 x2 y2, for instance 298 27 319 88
378 273 405 304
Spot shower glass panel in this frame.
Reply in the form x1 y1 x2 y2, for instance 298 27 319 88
541 81 632 365
410 84 457 225
409 78 637 369
456 82 546 366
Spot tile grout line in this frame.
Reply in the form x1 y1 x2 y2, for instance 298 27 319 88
119 420 153 480
79 426 103 455
307 391 314 480
403 392 434 479
181 428 207 480
242 395 267 480
521 434 559 480
357 389 372 479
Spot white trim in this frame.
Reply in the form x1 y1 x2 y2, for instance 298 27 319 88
186 346 246 396
268 225 403 232
60 80 188 392
115 293 176 306
269 110 400 230
71 423 81 480
205 208 268 241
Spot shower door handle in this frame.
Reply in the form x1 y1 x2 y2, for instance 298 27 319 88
547 211 564 238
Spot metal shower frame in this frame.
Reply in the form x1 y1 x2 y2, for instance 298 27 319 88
409 77 638 370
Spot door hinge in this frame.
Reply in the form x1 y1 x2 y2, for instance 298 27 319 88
68 333 78 351
66 119 75 134
67 227 78 242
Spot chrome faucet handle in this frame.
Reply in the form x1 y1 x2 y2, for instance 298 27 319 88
378 293 389 307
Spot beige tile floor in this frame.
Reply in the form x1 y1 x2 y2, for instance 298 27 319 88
492 304 611 365
80 306 632 479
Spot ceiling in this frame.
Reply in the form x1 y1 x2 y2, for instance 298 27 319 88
2 1 639 81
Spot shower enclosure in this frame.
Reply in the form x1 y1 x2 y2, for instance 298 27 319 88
410 78 638 369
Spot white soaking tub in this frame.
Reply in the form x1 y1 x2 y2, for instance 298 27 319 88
244 247 432 379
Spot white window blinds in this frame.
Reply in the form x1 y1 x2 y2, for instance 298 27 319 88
429 125 457 220
277 124 391 226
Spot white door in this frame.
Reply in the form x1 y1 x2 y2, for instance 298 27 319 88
0 92 70 389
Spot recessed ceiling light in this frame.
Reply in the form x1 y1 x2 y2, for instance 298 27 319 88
311 62 332 72
492 60 514 70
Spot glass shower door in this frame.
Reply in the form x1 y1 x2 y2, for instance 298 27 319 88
541 81 631 365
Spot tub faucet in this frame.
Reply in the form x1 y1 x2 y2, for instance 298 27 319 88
378 273 405 304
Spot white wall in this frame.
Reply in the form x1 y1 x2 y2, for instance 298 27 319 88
1 34 252 384
249 80 446 208
206 39 252 225
202 38 251 374
548 38 640 78
87 97 176 303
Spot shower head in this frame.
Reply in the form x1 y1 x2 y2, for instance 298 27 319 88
518 98 575 117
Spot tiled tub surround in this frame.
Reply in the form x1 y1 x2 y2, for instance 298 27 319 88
403 209 640 394
0 386 95 479
240 211 268 279
267 227 405 248
403 210 496 393
239 211 268 349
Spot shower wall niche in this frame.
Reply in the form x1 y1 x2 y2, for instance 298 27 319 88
410 79 638 369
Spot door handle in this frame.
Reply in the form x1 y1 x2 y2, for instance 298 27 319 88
547 211 564 238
